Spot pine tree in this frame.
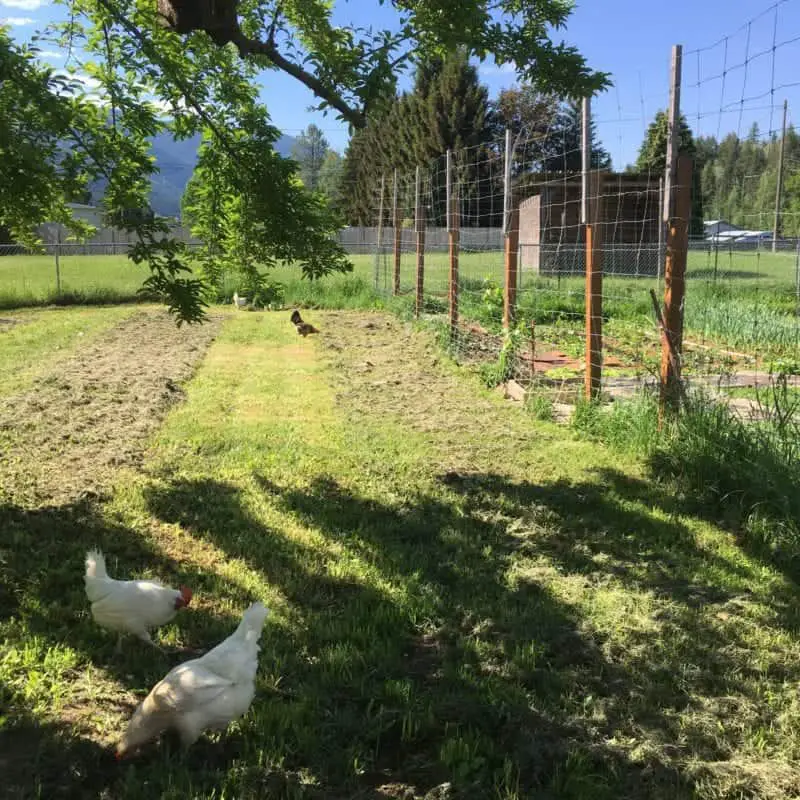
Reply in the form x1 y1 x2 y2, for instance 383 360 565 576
339 50 495 226
635 111 696 174
291 124 330 190
635 110 702 234
317 150 345 211
542 99 612 172
490 86 559 176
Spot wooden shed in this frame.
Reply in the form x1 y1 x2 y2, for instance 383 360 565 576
517 172 663 277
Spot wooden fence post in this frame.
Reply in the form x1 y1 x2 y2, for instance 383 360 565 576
585 170 604 400
447 150 459 338
415 166 425 318
660 154 692 416
393 169 401 295
374 174 385 292
503 205 519 329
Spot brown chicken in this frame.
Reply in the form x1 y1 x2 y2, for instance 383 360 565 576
290 309 319 337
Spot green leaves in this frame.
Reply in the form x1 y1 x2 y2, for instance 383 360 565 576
182 112 351 304
3 0 607 323
0 30 98 245
150 0 608 126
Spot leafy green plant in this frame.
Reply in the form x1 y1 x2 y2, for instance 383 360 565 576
480 323 524 387
575 385 800 561
481 276 504 324
525 392 555 422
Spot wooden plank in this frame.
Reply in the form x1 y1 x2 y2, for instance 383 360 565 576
662 45 683 226
374 174 385 292
447 151 459 337
415 166 424 318
393 169 401 295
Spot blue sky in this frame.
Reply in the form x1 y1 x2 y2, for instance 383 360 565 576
4 0 800 168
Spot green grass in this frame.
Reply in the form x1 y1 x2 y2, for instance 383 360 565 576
0 253 152 308
2 307 800 798
572 387 800 562
0 305 139 398
4 246 797 367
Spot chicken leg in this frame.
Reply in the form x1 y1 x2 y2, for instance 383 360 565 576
136 630 166 652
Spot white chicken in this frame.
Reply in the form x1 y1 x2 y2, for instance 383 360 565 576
84 550 192 652
116 601 269 758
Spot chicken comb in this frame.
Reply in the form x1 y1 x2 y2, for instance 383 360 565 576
180 585 193 604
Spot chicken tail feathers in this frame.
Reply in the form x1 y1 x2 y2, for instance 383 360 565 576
85 550 108 580
234 602 269 644
290 309 303 326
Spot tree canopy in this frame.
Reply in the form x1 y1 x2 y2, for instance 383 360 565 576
338 57 613 227
151 0 610 128
0 0 607 323
338 50 496 225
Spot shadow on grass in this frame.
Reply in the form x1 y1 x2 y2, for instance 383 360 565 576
0 497 238 658
686 269 764 280
640 398 800 591
0 494 261 798
8 464 794 797
0 290 154 312
139 473 746 798
0 704 115 800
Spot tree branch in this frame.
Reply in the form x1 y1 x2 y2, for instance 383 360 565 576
230 31 365 128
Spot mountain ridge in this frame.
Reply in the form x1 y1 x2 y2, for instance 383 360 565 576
90 132 298 217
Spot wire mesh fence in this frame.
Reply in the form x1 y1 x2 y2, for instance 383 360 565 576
366 146 800 413
2 2 800 418
354 8 800 416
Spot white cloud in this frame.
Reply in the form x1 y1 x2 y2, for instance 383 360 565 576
0 15 35 25
146 95 198 118
38 49 64 59
1 0 46 10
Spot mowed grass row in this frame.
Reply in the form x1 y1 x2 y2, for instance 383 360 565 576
1 248 799 360
2 307 800 798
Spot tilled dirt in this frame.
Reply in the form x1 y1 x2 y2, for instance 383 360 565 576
0 310 221 505
316 310 549 476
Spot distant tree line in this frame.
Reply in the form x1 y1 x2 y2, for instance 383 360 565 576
296 50 610 227
289 51 800 238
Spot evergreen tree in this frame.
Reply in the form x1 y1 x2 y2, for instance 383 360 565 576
317 150 345 211
339 50 495 226
490 86 559 176
542 99 612 172
635 110 702 234
635 110 696 174
291 124 330 190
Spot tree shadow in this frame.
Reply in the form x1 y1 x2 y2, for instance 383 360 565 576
0 493 276 799
0 703 116 800
143 473 714 797
0 493 251 799
436 468 800 705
